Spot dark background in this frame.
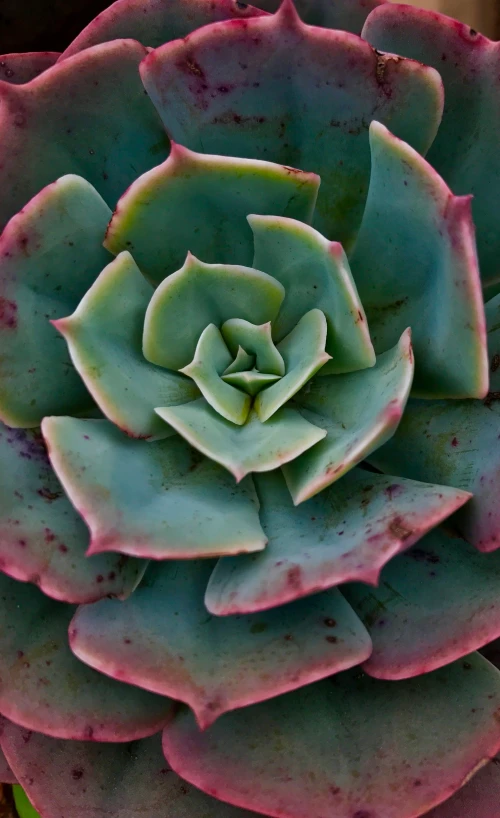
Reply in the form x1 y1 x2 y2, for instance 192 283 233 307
0 0 109 53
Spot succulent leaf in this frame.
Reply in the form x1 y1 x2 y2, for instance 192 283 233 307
350 121 488 399
0 571 172 741
206 468 471 615
0 741 16 785
423 755 500 818
140 2 443 249
105 145 320 286
344 527 500 680
162 655 500 818
0 175 112 428
370 294 500 552
0 423 144 604
254 309 330 422
60 0 267 60
221 318 285 376
0 722 256 818
55 251 199 439
249 214 375 373
42 416 266 559
254 0 387 32
70 559 371 729
284 328 414 503
143 254 285 370
0 40 169 231
156 401 326 481
363 3 500 288
0 53 60 85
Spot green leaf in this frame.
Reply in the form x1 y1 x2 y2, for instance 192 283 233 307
344 528 500 680
221 319 285 376
254 309 330 422
0 40 170 231
0 423 144 604
156 400 326 481
349 121 488 398
206 469 471 614
54 252 198 440
284 328 414 503
143 254 285 371
162 654 500 818
71 559 370 729
13 787 40 818
370 294 500 552
141 1 443 249
249 214 375 373
222 370 281 397
0 572 172 741
0 175 112 428
42 416 266 559
181 325 251 425
104 144 320 286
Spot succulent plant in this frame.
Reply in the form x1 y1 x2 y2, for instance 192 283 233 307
1 1 500 817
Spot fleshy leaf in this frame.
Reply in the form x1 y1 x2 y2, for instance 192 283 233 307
140 0 443 250
349 121 488 398
363 4 500 287
156 401 326 481
222 370 280 396
105 144 319 286
43 416 265 559
0 423 143 604
0 175 112 428
255 310 330 421
0 53 59 84
249 214 375 373
423 756 500 818
221 319 285 376
162 655 500 818
0 724 257 818
54 252 198 439
181 325 251 425
224 347 255 376
284 328 414 503
0 743 16 785
0 572 172 740
344 528 500 680
71 559 371 729
206 469 471 614
143 254 285 370
61 0 267 60
370 294 500 552
0 39 169 231
254 0 387 31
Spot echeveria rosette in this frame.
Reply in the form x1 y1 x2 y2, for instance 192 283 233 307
0 1 499 818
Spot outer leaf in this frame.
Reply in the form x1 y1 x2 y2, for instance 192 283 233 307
344 528 500 680
0 424 143 604
0 744 16 785
0 572 172 741
284 328 413 503
181 325 251 425
371 294 500 552
0 53 59 84
0 724 257 818
363 4 500 287
156 401 326 481
0 175 112 428
105 144 319 286
250 215 374 374
350 121 487 398
254 310 330 422
140 0 443 250
13 786 39 818
143 254 285 371
163 655 500 818
71 559 371 730
54 252 198 440
254 0 387 31
0 40 169 231
423 756 500 818
61 0 267 60
206 469 470 614
43 416 266 559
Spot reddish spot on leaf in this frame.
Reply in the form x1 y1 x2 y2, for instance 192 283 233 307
0 297 17 329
